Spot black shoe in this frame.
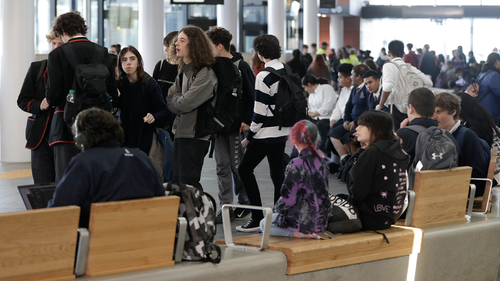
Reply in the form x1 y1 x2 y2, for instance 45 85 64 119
215 208 234 224
235 217 261 232
233 207 251 219
328 162 339 174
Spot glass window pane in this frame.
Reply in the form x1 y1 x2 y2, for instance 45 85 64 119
57 0 72 15
188 5 216 19
104 0 139 50
164 2 185 35
36 0 52 54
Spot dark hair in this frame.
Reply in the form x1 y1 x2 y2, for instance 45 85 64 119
302 44 308 49
311 43 317 48
289 120 320 157
454 67 464 74
253 34 281 60
308 54 329 74
456 92 500 146
481 52 500 74
163 31 178 47
357 110 396 147
171 25 216 71
407 43 413 50
363 59 378 70
118 45 146 82
337 63 353 78
352 64 370 78
206 26 233 51
302 74 319 86
292 49 301 59
408 88 436 118
74 108 124 148
435 92 461 120
230 44 236 52
111 44 121 54
362 70 379 80
52 11 88 37
388 40 404 58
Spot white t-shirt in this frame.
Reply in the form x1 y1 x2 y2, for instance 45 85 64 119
308 84 336 120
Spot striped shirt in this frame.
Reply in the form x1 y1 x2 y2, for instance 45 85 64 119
247 59 289 143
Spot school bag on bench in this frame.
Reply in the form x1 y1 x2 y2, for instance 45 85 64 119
165 182 221 263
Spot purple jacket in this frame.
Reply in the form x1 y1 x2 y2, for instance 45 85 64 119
274 148 331 233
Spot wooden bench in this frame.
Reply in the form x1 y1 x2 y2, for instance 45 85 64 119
405 166 473 228
82 196 180 277
215 226 422 275
0 206 80 281
471 149 497 213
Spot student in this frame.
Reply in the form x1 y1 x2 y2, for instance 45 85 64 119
363 70 382 110
302 74 336 153
260 120 330 239
349 110 410 230
301 44 313 70
17 30 63 184
287 49 307 78
48 108 165 228
237 34 290 232
116 46 171 160
433 92 489 196
47 11 118 182
376 40 432 130
206 26 255 222
166 25 218 191
397 88 458 165
152 31 179 100
109 44 121 56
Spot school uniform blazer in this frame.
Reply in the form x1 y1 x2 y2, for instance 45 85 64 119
47 37 118 144
17 60 51 149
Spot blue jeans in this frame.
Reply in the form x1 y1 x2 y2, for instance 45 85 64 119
260 213 293 237
156 129 173 182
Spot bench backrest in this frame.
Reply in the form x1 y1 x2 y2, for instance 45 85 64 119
473 149 497 212
0 206 80 281
85 196 180 277
411 166 472 228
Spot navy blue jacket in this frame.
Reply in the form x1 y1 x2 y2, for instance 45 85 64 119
343 85 370 124
48 140 165 228
477 69 500 120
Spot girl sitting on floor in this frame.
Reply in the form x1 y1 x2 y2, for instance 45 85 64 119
260 120 331 239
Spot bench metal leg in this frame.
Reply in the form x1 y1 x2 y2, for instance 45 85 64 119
405 190 416 227
175 217 187 263
467 184 476 216
470 178 492 213
221 204 273 251
74 228 89 277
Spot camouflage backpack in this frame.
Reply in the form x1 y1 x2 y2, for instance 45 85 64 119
166 182 221 263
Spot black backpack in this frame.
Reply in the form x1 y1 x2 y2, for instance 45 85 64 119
61 43 113 125
165 182 221 263
263 64 308 129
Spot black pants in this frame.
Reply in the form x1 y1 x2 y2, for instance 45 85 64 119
53 143 79 183
172 138 210 191
309 118 331 154
239 141 286 221
31 139 55 184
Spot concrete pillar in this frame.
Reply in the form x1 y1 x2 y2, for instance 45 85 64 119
217 1 238 49
0 0 34 162
268 0 286 53
329 15 343 49
303 0 319 49
138 0 164 74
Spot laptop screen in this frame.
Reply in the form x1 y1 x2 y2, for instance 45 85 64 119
18 183 57 210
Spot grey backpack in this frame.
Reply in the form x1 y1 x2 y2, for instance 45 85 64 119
407 125 458 188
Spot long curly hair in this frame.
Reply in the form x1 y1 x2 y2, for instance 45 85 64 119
169 25 215 72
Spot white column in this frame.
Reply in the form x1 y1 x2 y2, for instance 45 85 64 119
138 0 164 74
0 0 34 162
329 15 343 50
303 0 319 48
268 0 286 54
217 1 238 49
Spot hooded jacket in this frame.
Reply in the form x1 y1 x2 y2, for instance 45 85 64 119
348 139 410 230
230 52 255 132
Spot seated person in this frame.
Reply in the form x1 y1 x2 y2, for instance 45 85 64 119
397 88 458 165
434 92 490 197
348 110 410 230
302 74 336 153
260 120 330 239
363 70 382 110
328 64 370 163
48 108 165 227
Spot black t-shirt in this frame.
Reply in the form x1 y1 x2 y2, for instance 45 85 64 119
152 59 179 99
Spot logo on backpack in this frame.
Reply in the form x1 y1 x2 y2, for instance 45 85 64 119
61 43 113 126
263 64 308 129
431 152 443 160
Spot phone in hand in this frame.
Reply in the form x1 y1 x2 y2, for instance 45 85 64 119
471 78 477 92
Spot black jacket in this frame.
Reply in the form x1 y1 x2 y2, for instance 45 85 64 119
48 140 165 228
286 58 307 78
47 37 118 144
17 60 52 149
230 52 255 132
349 139 410 230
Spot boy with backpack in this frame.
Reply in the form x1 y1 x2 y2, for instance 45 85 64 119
47 11 118 182
376 40 432 130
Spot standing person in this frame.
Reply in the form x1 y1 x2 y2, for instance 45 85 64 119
116 46 171 175
286 49 307 78
166 25 218 191
260 120 330 239
419 44 439 83
236 34 290 232
46 11 118 182
311 43 318 55
17 30 63 184
404 43 419 68
206 26 255 222
466 53 500 126
307 55 331 84
301 44 313 69
348 110 410 230
109 44 121 56
376 40 432 130
251 52 265 76
152 31 179 100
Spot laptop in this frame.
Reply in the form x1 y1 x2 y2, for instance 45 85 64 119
18 183 57 210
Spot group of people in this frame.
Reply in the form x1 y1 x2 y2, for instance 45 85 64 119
17 11 499 238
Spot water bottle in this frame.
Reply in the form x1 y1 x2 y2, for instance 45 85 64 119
67 89 75 103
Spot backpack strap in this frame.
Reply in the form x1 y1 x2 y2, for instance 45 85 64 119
477 72 493 102
405 125 426 134
160 59 165 72
60 43 81 69
34 59 47 88
91 45 105 64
